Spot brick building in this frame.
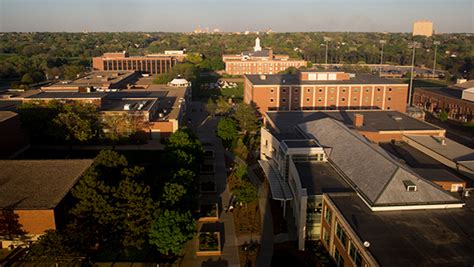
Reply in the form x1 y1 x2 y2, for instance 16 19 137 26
222 37 307 75
0 111 29 158
0 160 93 247
92 51 185 74
244 70 409 113
258 112 473 265
413 81 474 123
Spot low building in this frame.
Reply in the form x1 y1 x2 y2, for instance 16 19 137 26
92 51 185 74
223 37 307 75
259 110 473 265
0 159 93 247
41 71 140 92
244 70 408 113
0 111 29 158
264 110 445 143
413 80 474 123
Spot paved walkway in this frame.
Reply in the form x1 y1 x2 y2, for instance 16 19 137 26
180 102 240 267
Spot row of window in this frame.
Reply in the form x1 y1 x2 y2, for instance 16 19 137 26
269 97 392 103
270 87 395 94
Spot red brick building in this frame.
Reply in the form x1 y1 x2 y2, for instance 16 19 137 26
244 70 409 113
222 37 307 75
413 84 474 123
0 111 29 158
92 51 184 74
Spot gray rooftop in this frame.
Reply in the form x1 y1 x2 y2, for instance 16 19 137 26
329 192 474 267
294 161 352 195
0 111 17 123
27 91 107 99
266 110 442 138
0 160 93 209
415 87 465 100
405 135 474 162
297 118 461 206
246 73 405 86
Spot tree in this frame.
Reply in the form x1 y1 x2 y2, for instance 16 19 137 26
154 73 172 84
215 96 232 115
438 110 449 121
233 179 258 205
161 182 186 206
205 98 217 116
233 103 259 133
233 137 249 160
217 118 239 142
148 210 196 255
186 53 203 65
234 163 247 180
26 230 82 263
21 73 34 84
54 110 94 143
63 65 85 79
102 113 148 144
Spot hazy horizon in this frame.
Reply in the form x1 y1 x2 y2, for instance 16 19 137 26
1 0 473 33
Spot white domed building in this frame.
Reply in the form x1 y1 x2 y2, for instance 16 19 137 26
168 76 191 87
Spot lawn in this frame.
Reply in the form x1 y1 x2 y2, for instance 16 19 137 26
196 82 244 102
233 200 261 236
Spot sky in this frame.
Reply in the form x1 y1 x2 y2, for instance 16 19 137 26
0 0 473 33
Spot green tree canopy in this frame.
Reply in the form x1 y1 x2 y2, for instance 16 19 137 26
233 103 260 133
148 210 196 255
217 118 239 141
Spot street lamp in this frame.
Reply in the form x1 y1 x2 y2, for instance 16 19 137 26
323 37 331 69
379 40 387 76
408 42 421 107
433 41 440 79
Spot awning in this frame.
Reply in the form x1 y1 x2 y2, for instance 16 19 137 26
258 160 293 201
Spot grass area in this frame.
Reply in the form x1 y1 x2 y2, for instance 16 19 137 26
239 242 260 267
195 82 244 102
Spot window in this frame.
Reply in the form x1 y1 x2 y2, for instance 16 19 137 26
341 98 346 102
306 98 310 102
318 98 322 102
294 97 299 102
294 88 299 93
377 88 381 91
335 222 347 247
354 89 359 93
387 107 391 110
349 242 363 267
365 88 370 92
334 248 345 267
376 97 381 102
307 88 311 93
318 88 323 93
282 98 287 103
282 88 287 93
353 97 358 102
324 206 332 224
342 88 346 93
270 89 274 93
387 97 391 101
270 98 274 102
330 88 335 93
388 88 392 91
322 228 330 245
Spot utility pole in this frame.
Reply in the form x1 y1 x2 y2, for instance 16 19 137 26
379 40 387 76
408 42 420 107
432 41 440 79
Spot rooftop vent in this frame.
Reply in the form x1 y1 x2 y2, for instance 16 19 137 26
392 116 403 121
349 73 356 78
260 75 266 80
403 180 417 192
123 104 131 111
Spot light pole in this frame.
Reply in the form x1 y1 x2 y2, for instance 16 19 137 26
379 40 387 76
324 37 331 69
408 42 420 107
432 41 440 79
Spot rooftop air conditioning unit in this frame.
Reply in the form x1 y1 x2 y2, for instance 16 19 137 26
123 104 131 110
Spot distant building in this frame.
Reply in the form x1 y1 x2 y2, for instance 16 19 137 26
3 77 192 140
244 70 409 113
92 51 186 74
258 112 474 266
0 159 93 247
222 37 307 75
413 80 474 123
413 20 434 37
0 111 29 158
41 71 140 92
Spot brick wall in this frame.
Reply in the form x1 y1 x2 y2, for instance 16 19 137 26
14 210 56 235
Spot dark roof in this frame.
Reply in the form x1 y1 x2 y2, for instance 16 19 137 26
329 192 474 267
242 50 270 57
101 99 156 112
266 110 442 137
380 142 467 184
27 91 107 99
245 73 405 86
282 139 319 148
294 162 352 195
0 160 93 209
297 118 461 206
106 90 168 99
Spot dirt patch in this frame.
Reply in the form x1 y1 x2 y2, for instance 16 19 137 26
232 200 261 237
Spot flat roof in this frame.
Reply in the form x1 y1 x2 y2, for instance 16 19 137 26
415 87 466 100
266 110 442 138
101 99 155 112
26 91 107 99
246 73 405 86
282 139 319 148
380 142 467 184
405 135 474 162
329 193 474 267
0 160 93 209
45 71 137 89
294 161 352 195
